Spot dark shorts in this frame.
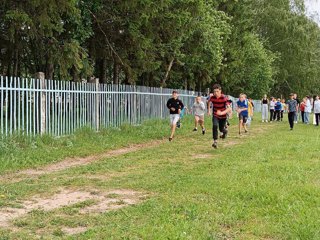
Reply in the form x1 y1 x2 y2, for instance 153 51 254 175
239 114 248 123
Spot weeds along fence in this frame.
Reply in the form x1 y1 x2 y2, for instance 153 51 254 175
0 75 204 136
0 75 262 137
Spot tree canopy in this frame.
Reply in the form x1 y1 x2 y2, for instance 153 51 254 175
0 0 319 98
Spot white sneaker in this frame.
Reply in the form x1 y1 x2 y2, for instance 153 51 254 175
266 120 268 123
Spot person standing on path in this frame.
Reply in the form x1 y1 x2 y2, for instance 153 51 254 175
248 98 254 121
287 93 298 130
281 99 286 121
166 91 184 141
269 97 276 122
192 96 206 134
261 95 269 122
207 84 231 149
300 98 306 123
314 95 320 126
293 93 300 123
304 96 312 124
274 98 282 121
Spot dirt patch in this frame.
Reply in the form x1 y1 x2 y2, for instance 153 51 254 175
0 189 147 228
21 140 164 175
0 139 164 183
62 226 87 236
222 140 239 147
192 154 213 159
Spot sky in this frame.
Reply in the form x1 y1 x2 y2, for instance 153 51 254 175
305 0 320 23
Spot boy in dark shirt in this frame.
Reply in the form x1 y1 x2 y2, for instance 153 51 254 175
166 91 184 141
287 93 298 130
274 98 282 121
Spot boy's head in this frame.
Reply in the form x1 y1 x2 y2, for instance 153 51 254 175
239 93 246 101
172 90 178 99
195 96 201 103
277 98 280 102
289 93 294 99
212 84 222 97
316 95 319 100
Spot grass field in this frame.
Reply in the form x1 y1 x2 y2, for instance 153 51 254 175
0 114 319 239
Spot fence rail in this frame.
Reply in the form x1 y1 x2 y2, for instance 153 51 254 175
0 75 262 137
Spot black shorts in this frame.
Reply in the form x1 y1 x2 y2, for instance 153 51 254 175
239 115 248 123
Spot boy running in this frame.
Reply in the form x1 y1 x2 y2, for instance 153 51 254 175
236 94 249 135
207 84 232 149
167 91 184 141
287 93 298 130
192 96 206 134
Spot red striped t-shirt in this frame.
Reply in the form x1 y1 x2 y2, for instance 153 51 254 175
209 94 230 119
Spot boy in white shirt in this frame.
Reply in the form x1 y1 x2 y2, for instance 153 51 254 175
192 96 206 135
314 95 320 126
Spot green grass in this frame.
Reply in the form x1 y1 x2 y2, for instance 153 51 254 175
0 119 169 174
0 114 320 239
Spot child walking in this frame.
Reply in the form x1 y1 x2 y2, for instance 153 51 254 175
287 93 298 130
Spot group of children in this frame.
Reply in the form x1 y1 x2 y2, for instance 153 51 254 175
261 93 320 129
261 96 287 122
166 85 255 148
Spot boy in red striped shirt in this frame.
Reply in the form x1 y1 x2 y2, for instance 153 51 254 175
207 84 232 148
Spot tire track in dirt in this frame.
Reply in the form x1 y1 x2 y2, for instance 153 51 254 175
0 139 166 184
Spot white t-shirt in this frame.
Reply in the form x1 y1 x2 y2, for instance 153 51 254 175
314 100 320 114
269 101 275 110
305 99 312 113
193 102 205 116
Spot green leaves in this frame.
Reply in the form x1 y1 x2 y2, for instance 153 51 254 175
0 0 320 95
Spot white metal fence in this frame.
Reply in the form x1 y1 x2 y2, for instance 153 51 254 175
0 75 263 137
0 75 205 136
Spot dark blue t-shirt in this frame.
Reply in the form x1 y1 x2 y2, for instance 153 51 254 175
275 101 282 111
237 100 248 117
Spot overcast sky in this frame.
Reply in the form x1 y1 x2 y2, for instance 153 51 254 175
305 0 320 23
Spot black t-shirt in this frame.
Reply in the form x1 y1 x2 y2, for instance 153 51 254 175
167 98 184 114
294 98 300 105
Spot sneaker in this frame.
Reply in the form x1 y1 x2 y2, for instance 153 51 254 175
290 128 293 131
202 128 206 135
244 129 248 133
193 128 198 131
169 137 173 141
266 120 268 123
221 129 228 139
212 142 217 148
177 121 181 128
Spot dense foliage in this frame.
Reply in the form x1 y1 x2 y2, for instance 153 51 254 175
0 0 319 97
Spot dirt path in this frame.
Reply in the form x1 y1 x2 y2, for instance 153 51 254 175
0 139 165 183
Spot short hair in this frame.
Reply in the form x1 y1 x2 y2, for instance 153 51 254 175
172 90 178 94
212 84 221 90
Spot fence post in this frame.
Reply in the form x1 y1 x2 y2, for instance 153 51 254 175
36 72 46 135
95 78 100 132
160 87 163 119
